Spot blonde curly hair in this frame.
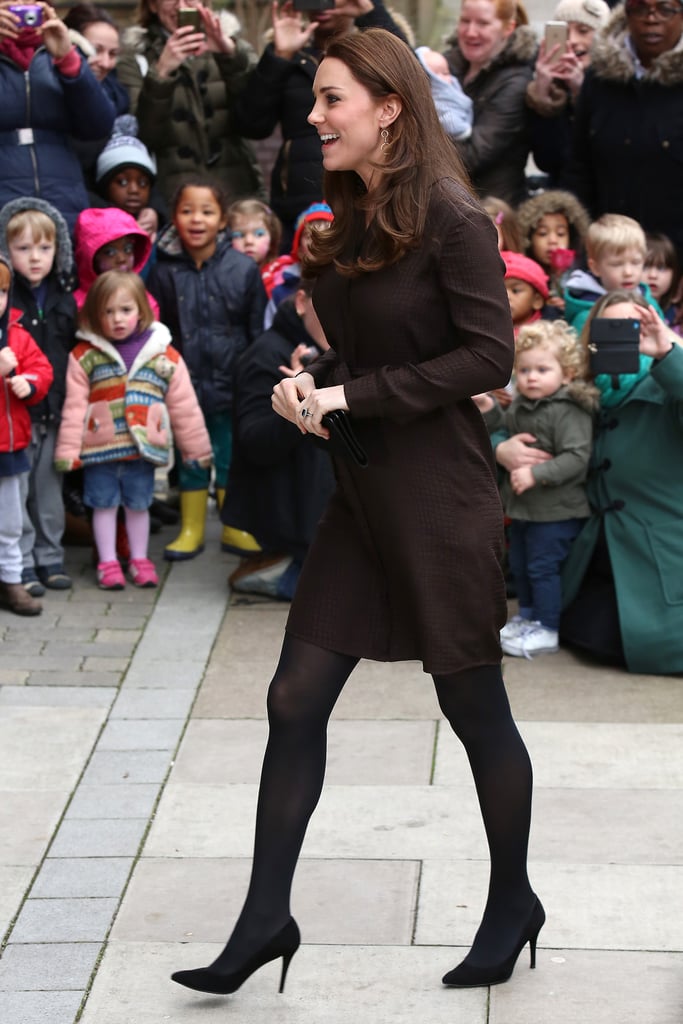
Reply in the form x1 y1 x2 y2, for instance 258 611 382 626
515 319 600 410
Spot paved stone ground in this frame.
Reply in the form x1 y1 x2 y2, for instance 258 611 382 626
1 510 682 1024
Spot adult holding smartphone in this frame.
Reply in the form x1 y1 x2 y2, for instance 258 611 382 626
0 0 115 232
560 290 683 674
232 0 410 249
526 0 609 187
116 0 265 205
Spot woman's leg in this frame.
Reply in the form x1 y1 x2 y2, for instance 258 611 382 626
209 633 358 973
433 663 535 967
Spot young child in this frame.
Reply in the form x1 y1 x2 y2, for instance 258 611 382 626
0 197 77 595
481 197 523 252
415 46 473 141
644 233 682 331
479 320 598 658
502 251 551 336
563 214 663 333
517 190 590 308
73 207 159 316
94 118 162 273
228 199 281 273
147 179 267 560
55 271 211 590
0 254 53 616
261 202 334 330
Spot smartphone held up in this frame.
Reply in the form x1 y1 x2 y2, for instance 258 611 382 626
588 317 641 376
177 6 201 30
292 0 335 11
544 20 568 63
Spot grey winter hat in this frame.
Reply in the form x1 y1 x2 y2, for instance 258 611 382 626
553 0 610 30
96 115 157 186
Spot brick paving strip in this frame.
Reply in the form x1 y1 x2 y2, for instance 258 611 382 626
0 526 229 1024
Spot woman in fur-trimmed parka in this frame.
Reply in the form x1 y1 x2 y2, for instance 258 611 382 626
116 5 264 205
563 2 683 259
444 0 537 206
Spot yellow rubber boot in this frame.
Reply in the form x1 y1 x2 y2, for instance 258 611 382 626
163 489 208 561
216 487 262 554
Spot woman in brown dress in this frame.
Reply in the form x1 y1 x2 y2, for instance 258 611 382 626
172 27 544 997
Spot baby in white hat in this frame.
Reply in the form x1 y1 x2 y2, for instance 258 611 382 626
415 46 473 141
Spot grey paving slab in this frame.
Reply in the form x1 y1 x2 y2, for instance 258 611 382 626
418 859 683 951
0 942 100 991
79 749 174 786
122 661 207 690
112 857 419 945
0 865 34 937
48 818 148 859
110 688 196 719
48 642 138 659
0 707 105 790
0 686 116 708
11 897 118 943
79 941 488 1024
81 657 130 673
95 629 144 645
490 949 683 1024
0 791 71 866
0 990 83 1024
64 783 158 820
25 670 123 688
0 670 29 685
31 858 133 899
434 720 683 789
0 655 83 672
96 718 185 752
173 719 436 785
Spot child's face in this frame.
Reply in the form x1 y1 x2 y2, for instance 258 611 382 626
94 235 137 274
101 286 140 342
643 262 673 301
8 228 56 286
174 186 225 259
106 168 152 219
230 215 271 266
515 345 568 400
505 277 544 325
0 287 8 318
589 247 645 292
530 213 570 269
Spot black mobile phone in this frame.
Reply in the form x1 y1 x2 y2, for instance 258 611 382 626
588 317 641 376
292 0 335 11
177 7 201 30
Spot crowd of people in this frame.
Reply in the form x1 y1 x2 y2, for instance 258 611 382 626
1 0 682 683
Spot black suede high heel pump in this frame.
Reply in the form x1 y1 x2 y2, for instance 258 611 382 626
442 897 545 989
171 917 300 995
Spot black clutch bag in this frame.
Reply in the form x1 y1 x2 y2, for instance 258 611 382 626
319 410 369 468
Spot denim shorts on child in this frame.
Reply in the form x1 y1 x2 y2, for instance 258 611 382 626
83 459 155 511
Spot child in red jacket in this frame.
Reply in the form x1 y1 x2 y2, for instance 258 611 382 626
0 256 53 615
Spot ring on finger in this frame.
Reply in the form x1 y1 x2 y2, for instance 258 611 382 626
301 408 312 418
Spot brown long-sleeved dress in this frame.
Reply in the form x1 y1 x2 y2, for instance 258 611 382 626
286 179 514 675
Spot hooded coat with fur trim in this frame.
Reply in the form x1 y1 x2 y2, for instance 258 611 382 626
516 189 591 259
116 14 264 205
72 206 158 317
0 197 77 426
444 25 537 205
563 6 683 257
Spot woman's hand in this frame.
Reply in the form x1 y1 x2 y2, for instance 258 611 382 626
495 433 552 471
0 3 20 41
156 25 207 78
38 3 72 60
272 1 316 60
272 375 348 438
636 303 678 360
533 39 584 101
199 4 236 56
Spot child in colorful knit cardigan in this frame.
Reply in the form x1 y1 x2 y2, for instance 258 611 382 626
55 271 211 590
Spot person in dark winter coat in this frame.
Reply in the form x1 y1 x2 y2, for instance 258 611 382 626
0 197 77 593
232 0 409 247
0 1 116 233
563 0 683 259
147 180 267 561
561 289 683 674
171 30 543 1002
223 285 335 601
116 3 264 207
443 0 537 206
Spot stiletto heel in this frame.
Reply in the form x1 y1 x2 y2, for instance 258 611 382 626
172 917 300 995
442 896 545 989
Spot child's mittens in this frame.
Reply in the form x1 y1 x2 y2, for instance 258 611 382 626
55 457 82 472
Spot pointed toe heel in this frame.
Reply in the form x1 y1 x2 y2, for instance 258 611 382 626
171 917 300 996
442 897 545 989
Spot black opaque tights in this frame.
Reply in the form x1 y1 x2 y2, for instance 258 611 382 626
209 636 533 975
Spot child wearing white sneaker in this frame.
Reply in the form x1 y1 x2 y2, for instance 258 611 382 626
478 320 598 658
55 271 211 590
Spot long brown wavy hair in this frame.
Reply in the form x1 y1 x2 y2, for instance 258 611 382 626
305 28 475 278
